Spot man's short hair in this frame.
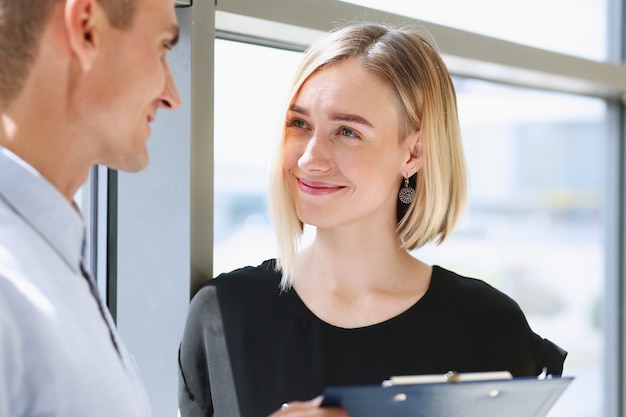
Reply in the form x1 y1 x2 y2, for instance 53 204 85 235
0 0 137 107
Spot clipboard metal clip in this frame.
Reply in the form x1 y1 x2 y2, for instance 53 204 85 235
444 371 461 383
382 370 513 387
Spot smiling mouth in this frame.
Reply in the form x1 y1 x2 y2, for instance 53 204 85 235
297 178 345 195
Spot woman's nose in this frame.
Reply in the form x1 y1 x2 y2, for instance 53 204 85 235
298 134 331 172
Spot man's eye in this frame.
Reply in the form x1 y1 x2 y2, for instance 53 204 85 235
339 127 359 138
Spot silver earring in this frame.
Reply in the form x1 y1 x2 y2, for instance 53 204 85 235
399 177 415 204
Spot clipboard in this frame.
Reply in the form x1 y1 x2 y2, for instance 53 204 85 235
321 372 573 417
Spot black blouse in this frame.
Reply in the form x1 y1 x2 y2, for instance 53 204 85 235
179 260 566 417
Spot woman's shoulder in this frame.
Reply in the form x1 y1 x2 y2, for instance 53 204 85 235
430 265 524 316
186 259 293 336
191 259 282 304
430 266 566 376
213 259 281 284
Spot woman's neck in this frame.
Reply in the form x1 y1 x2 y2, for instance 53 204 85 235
292 233 432 328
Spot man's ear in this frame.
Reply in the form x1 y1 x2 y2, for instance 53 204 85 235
402 129 423 176
64 0 101 72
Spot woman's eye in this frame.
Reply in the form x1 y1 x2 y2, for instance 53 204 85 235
288 119 308 129
339 127 359 138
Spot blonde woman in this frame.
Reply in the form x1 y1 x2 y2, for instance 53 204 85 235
178 22 566 417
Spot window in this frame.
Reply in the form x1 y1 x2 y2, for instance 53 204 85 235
213 39 302 275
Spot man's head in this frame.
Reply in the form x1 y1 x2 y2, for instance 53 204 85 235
0 0 181 195
0 0 137 108
66 0 182 172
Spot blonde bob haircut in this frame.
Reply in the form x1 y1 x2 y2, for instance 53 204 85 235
269 22 468 289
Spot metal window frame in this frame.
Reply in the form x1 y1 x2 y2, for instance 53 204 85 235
215 0 626 102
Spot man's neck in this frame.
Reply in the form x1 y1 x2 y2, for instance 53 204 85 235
0 110 90 202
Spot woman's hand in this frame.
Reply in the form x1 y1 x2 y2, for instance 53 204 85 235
268 397 349 417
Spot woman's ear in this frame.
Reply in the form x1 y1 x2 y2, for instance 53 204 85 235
402 129 423 177
64 0 101 72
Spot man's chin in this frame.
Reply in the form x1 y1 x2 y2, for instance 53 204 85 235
109 153 150 173
126 158 150 173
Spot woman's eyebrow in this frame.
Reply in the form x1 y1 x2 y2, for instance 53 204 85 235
289 106 373 127
332 113 373 127
288 105 308 116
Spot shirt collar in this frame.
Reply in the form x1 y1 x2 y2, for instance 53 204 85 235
0 146 85 273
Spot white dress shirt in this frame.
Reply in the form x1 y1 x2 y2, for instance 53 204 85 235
0 147 151 417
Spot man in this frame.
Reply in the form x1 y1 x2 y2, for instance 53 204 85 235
0 0 181 415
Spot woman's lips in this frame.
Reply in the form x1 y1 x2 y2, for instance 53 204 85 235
297 178 345 195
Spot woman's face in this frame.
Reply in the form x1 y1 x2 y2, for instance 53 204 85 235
283 58 416 231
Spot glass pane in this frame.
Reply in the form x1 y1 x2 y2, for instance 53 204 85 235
213 39 302 275
214 40 607 417
341 0 607 61
416 80 606 417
